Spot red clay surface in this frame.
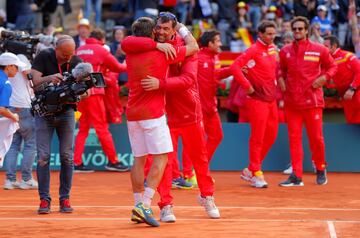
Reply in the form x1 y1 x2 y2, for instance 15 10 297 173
0 171 359 237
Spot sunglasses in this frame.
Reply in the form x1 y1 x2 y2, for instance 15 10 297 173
292 27 305 32
159 12 177 21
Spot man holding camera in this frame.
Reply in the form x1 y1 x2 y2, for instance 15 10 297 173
31 35 82 214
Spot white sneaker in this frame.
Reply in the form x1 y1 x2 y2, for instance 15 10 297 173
160 205 176 222
4 179 20 190
283 166 293 175
240 168 253 181
19 178 38 190
197 195 220 219
250 175 268 188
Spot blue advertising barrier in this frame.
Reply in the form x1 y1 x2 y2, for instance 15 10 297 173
2 123 360 172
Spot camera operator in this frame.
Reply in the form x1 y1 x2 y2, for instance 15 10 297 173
74 28 128 173
31 35 82 214
0 53 24 168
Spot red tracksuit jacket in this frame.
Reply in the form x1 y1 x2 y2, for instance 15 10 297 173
279 39 337 109
76 38 126 95
331 48 360 96
198 47 232 116
230 40 278 102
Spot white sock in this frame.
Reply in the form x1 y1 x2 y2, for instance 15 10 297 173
134 193 142 206
143 187 155 208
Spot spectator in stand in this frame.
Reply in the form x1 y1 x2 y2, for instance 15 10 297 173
216 0 237 47
246 0 266 35
276 0 294 21
129 0 159 19
74 29 129 172
337 0 351 48
175 0 191 24
230 2 252 52
159 0 177 13
110 26 127 64
109 26 128 85
324 35 360 123
15 0 38 33
73 18 91 49
50 0 72 30
309 22 324 44
279 16 337 187
311 5 332 36
231 21 279 188
3 55 38 190
293 0 316 20
84 0 102 27
349 0 360 58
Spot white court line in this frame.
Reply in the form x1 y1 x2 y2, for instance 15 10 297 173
0 205 359 211
327 221 338 238
0 217 358 224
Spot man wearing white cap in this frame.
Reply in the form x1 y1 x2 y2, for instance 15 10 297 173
73 18 91 49
3 54 38 190
0 53 24 170
311 5 332 36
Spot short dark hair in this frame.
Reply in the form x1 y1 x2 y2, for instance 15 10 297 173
291 16 310 30
90 28 106 41
132 17 155 38
324 35 340 48
157 12 177 28
200 30 221 47
257 20 277 33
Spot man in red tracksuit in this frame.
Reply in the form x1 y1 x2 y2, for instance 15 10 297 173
279 16 337 187
197 30 232 162
174 30 232 187
324 35 360 123
128 12 220 222
74 29 129 172
230 21 279 188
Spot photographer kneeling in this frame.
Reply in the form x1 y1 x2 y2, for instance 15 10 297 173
31 35 82 214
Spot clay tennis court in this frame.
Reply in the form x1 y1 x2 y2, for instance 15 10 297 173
0 171 359 237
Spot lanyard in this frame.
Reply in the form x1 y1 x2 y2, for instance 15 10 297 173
57 62 70 75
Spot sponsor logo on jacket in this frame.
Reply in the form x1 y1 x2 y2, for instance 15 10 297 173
304 51 320 62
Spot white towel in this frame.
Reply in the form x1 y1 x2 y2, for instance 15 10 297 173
0 117 19 167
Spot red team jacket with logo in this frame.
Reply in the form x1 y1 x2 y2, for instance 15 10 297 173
121 36 186 121
330 48 360 96
197 47 232 116
230 40 278 102
76 38 126 95
122 35 203 128
279 39 337 109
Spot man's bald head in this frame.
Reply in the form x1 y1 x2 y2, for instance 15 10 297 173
55 35 76 64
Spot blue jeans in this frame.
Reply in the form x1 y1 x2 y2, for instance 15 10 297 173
15 13 36 33
84 0 102 26
4 108 36 182
35 108 75 202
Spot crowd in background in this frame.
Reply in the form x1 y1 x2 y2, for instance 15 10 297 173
0 1 360 51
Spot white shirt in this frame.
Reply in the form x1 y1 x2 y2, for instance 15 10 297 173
8 72 33 108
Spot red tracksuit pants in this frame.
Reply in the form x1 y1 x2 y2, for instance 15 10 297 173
173 112 224 179
247 99 278 174
285 107 326 178
157 122 215 209
343 100 360 123
74 95 117 165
